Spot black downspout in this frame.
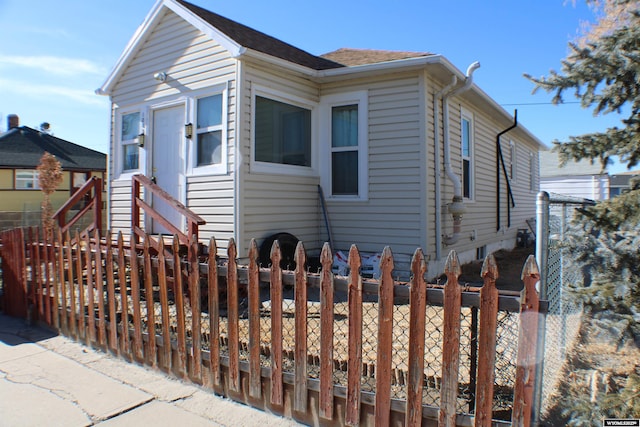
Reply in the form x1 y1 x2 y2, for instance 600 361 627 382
496 110 518 231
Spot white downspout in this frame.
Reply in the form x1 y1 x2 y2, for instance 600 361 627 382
442 61 480 246
434 76 457 260
234 59 243 256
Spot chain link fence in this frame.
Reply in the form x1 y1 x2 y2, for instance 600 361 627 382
230 285 522 421
15 228 536 423
536 192 593 417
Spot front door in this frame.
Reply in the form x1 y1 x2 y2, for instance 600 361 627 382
151 105 184 234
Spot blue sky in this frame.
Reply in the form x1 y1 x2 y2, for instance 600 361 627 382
0 0 635 173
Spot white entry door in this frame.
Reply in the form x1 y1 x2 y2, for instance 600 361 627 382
151 105 185 234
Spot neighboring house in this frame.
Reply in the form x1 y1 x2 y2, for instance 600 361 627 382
98 0 544 277
609 171 640 197
0 115 107 230
539 151 609 201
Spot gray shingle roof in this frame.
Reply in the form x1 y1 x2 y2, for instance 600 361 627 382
176 1 435 70
0 127 106 171
176 0 345 70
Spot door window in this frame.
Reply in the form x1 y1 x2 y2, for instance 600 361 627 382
121 112 140 171
196 94 223 167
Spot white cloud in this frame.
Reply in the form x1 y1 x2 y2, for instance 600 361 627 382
0 55 106 76
0 78 106 107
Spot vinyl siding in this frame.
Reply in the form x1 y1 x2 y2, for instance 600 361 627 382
187 174 235 250
425 78 440 263
432 92 539 267
108 9 236 243
111 12 235 104
0 170 104 213
321 74 426 258
110 179 133 234
187 79 236 250
104 7 544 273
540 175 609 200
238 63 322 256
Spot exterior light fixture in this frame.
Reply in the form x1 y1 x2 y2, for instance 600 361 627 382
185 123 193 139
137 133 145 147
153 72 167 82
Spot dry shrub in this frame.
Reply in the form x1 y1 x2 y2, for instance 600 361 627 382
37 152 63 237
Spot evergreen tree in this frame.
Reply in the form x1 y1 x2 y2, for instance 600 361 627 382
527 1 640 422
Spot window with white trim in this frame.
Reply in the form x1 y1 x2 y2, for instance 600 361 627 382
509 140 517 182
121 112 141 172
461 110 474 199
195 94 224 168
15 170 39 189
255 95 311 168
331 104 359 195
321 91 368 200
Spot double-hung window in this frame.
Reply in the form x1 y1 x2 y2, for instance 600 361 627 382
15 170 39 189
321 91 368 200
331 105 359 195
461 109 474 200
195 94 223 168
254 95 312 169
121 112 140 172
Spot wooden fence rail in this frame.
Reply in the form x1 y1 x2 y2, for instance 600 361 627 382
131 174 205 256
0 226 543 427
53 176 103 238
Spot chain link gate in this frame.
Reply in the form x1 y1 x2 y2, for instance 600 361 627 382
533 191 595 420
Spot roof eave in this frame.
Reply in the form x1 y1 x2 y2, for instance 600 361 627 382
467 80 547 149
96 0 545 150
97 0 244 96
318 55 546 149
239 48 321 76
317 54 447 78
238 50 451 79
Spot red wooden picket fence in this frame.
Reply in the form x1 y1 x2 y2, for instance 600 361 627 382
0 228 28 318
0 226 543 427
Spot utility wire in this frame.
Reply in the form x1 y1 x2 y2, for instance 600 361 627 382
500 101 581 106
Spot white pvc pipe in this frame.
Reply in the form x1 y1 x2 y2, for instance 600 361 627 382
443 61 480 199
441 62 480 246
434 76 457 260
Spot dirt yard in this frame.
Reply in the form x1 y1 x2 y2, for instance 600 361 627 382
540 319 640 424
455 249 640 424
441 246 535 292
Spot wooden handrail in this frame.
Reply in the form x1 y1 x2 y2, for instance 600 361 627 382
53 176 102 236
131 174 205 254
133 175 205 225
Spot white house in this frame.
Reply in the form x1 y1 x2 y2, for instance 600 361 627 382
98 0 544 277
539 151 609 201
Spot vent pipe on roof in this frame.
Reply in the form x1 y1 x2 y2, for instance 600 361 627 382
8 114 19 129
40 122 52 134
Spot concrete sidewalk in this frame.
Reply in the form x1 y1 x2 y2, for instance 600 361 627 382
0 313 300 426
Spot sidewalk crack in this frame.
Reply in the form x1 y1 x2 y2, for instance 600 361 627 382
93 396 155 423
